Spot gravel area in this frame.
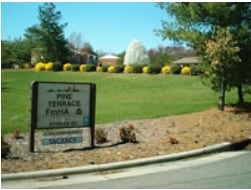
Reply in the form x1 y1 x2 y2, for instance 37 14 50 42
1 104 251 174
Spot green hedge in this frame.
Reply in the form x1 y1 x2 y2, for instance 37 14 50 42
52 62 62 71
86 64 96 72
132 65 143 73
102 65 109 72
149 64 162 74
114 65 124 73
171 65 181 74
71 64 79 72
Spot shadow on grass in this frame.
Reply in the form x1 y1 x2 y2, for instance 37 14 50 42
1 82 10 92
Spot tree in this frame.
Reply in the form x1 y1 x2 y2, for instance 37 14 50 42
206 27 241 110
68 32 83 55
25 2 69 63
148 46 173 67
117 51 126 65
80 43 97 65
1 40 15 68
1 38 33 68
68 32 84 64
124 39 150 66
157 2 251 104
148 45 196 66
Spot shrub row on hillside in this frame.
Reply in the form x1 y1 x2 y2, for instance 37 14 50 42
34 62 206 75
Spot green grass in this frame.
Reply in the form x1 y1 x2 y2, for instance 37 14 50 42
1 69 241 134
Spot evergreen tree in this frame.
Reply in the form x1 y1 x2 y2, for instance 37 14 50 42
1 38 33 68
25 2 69 63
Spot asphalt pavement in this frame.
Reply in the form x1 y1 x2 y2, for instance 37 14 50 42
54 151 251 189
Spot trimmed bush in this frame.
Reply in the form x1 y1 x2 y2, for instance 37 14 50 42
86 64 96 72
108 66 115 73
35 62 45 71
171 65 181 74
101 65 109 72
132 65 143 73
124 65 133 73
71 64 79 72
22 63 31 69
142 66 151 74
63 63 72 71
80 64 87 72
190 64 205 76
149 64 162 74
45 62 53 71
96 66 103 72
181 66 191 75
35 62 46 71
161 65 171 74
52 62 62 71
114 65 124 73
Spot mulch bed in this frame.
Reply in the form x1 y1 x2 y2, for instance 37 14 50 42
1 104 251 174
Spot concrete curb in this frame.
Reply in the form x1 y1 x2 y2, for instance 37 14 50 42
2 138 250 181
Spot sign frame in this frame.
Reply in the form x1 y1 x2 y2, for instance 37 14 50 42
29 81 96 152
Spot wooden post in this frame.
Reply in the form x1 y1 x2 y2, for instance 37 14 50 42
90 83 96 148
30 81 38 152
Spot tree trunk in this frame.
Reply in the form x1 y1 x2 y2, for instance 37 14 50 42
219 64 226 111
237 83 244 104
219 84 225 111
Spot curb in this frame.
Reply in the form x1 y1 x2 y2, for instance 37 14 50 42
2 138 250 181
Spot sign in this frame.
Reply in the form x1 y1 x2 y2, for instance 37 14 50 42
34 82 93 128
42 129 83 146
42 136 83 145
30 81 96 152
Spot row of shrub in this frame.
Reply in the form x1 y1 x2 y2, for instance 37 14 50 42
35 62 61 71
35 62 205 75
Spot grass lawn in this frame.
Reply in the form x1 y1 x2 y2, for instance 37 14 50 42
1 69 241 134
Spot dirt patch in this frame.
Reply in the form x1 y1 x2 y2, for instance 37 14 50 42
1 104 251 174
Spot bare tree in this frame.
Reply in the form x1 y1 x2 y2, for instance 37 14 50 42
68 32 83 55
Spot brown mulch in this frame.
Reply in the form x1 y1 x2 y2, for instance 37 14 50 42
1 104 251 174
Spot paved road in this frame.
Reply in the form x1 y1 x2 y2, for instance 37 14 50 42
2 151 251 189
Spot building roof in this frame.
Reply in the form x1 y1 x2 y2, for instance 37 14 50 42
172 56 199 64
99 54 119 60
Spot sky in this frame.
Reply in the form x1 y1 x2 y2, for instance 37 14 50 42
1 2 174 54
